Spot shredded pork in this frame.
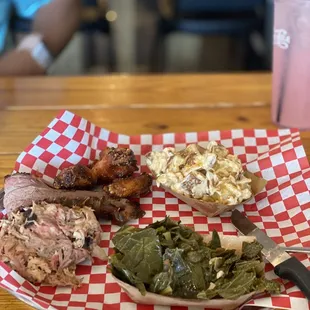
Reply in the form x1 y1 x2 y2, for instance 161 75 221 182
0 202 107 287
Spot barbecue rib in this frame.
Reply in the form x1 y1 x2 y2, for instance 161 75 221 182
91 147 138 182
53 147 139 189
3 173 145 224
53 164 96 189
105 173 153 198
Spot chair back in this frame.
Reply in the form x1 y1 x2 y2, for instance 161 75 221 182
175 0 265 14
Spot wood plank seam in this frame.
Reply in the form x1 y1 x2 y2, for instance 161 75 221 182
5 102 269 111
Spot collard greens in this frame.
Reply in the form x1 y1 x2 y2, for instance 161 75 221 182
110 217 280 300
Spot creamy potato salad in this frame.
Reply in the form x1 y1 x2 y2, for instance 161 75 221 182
146 142 252 205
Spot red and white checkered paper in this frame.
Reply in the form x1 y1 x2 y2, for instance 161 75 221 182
1 110 309 310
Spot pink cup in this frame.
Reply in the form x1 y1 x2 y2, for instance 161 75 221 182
272 0 310 129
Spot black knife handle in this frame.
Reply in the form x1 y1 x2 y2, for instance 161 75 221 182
274 256 310 300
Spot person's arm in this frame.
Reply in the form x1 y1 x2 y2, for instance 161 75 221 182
0 0 81 76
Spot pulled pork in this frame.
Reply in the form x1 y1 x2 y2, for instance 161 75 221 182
0 202 107 287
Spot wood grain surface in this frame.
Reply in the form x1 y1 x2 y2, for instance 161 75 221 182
0 73 307 310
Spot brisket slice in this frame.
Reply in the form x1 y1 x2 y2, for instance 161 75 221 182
3 173 145 224
0 202 107 287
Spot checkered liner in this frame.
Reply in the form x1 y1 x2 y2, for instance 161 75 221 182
1 110 309 310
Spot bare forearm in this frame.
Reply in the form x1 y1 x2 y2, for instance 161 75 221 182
33 0 81 56
0 0 81 76
0 50 45 76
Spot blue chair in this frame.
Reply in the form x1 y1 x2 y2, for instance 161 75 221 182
151 0 267 71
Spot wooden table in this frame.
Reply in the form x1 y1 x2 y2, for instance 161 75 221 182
0 73 308 309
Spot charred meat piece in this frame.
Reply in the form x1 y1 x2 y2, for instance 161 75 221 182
0 202 106 287
93 198 145 223
53 147 139 189
4 173 145 225
53 195 145 225
53 164 96 190
106 173 153 198
92 147 138 182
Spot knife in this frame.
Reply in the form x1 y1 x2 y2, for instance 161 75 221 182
282 246 310 254
231 209 310 300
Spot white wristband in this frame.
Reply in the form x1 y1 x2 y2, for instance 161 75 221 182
17 34 54 70
31 41 53 69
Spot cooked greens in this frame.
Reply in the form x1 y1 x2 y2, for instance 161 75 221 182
110 217 281 300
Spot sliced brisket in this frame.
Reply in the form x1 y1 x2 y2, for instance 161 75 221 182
3 173 145 224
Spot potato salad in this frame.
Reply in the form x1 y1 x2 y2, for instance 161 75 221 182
146 142 252 205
